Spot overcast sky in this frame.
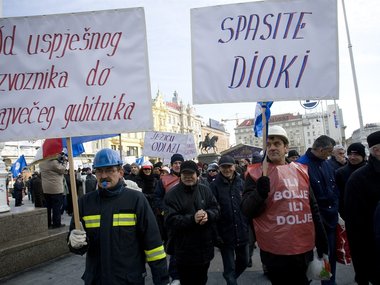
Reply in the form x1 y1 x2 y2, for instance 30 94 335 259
3 0 379 141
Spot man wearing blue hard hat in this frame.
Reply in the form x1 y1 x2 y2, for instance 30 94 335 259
67 148 169 285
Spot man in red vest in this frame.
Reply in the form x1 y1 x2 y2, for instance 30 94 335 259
154 153 184 285
241 125 328 285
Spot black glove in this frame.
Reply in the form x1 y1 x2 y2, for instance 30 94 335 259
257 176 270 199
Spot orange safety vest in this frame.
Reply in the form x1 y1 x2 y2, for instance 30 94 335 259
247 162 315 255
161 174 180 193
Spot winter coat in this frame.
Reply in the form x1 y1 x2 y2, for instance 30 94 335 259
335 160 366 220
297 148 339 230
327 156 346 172
68 180 168 285
39 159 67 194
85 174 97 193
164 181 220 266
209 172 249 247
31 174 45 207
345 155 380 285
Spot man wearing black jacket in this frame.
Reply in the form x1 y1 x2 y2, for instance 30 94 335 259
345 131 380 285
335 142 366 220
164 160 220 285
210 155 249 285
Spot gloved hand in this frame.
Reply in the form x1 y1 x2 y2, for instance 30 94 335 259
257 176 270 199
69 227 87 249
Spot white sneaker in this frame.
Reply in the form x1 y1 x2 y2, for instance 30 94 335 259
171 280 180 285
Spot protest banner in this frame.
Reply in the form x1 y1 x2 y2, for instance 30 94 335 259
0 8 152 142
143 131 198 160
191 0 338 104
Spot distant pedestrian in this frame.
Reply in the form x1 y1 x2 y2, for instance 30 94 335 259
85 168 97 193
31 172 45 207
40 153 67 228
327 144 347 172
287 149 300 162
154 153 184 285
199 162 219 187
345 131 380 285
138 161 157 210
13 176 24 207
335 142 366 220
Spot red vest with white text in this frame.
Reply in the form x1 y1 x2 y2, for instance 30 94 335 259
247 162 315 255
162 174 180 193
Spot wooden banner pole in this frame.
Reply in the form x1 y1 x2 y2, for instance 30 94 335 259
66 137 81 230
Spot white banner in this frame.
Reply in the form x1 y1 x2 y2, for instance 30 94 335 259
0 8 153 142
143 131 198 160
191 0 338 104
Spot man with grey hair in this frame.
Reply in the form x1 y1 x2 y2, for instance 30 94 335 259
327 144 347 172
345 131 380 285
297 135 338 285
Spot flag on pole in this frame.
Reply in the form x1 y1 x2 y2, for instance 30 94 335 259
253 102 273 137
135 156 144 166
30 134 118 165
32 138 85 165
10 155 27 178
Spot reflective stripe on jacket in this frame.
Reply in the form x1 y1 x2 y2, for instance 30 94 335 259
70 184 168 284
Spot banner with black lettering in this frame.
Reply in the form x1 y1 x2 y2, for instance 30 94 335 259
143 131 198 160
191 0 338 104
0 8 152 142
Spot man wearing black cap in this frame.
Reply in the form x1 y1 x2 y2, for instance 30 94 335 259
209 155 249 285
287 150 300 162
164 160 220 285
335 142 366 220
345 131 380 285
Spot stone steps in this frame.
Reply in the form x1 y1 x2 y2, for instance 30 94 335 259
0 206 69 278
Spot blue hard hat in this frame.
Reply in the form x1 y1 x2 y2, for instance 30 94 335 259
93 148 123 168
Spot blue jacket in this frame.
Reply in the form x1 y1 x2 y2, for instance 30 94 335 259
297 148 339 230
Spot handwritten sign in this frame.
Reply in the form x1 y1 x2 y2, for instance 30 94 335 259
143 131 198 160
191 0 338 104
0 8 153 142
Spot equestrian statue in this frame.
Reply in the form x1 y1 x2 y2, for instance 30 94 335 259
199 133 219 154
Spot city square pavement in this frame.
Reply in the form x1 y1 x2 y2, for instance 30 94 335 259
1 196 356 285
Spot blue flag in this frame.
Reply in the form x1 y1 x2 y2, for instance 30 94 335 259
135 156 144 166
253 102 273 137
10 155 27 178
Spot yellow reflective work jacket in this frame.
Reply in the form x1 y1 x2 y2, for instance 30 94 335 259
68 180 168 285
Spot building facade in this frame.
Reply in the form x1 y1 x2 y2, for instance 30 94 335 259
234 104 345 155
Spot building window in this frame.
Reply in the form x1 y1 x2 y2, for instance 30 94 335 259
127 146 138 157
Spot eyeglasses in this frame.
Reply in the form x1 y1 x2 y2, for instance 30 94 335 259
95 167 117 175
208 170 217 173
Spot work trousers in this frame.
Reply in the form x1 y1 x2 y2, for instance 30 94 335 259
177 262 210 285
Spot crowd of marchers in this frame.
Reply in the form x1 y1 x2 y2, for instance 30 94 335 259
60 127 380 285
